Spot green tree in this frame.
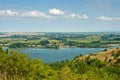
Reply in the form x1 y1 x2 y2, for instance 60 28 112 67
39 40 50 45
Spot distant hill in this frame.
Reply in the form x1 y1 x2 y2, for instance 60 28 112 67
0 32 45 37
75 47 120 66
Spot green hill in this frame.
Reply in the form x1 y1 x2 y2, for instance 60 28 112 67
75 48 120 66
0 47 120 80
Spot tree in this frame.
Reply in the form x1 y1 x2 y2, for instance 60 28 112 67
39 40 50 45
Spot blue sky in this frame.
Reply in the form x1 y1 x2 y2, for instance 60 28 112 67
0 0 120 32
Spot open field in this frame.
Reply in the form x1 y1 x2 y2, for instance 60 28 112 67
0 32 120 48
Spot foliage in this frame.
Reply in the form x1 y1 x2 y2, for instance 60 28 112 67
39 40 50 45
0 47 120 80
9 43 28 48
0 48 56 80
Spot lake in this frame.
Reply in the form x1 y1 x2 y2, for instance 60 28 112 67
19 48 107 63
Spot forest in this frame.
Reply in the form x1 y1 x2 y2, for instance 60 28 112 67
0 47 120 80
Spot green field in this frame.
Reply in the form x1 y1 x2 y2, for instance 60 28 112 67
0 32 120 48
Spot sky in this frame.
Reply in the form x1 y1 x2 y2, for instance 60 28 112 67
0 0 120 32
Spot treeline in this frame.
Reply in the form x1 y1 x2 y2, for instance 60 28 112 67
0 47 120 80
64 41 107 48
9 40 59 49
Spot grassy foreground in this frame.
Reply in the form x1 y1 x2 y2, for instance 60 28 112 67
0 47 120 80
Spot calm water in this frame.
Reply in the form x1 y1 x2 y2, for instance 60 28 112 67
19 48 106 63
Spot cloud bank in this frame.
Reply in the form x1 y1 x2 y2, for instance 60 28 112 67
49 8 65 15
0 10 19 16
0 9 89 20
65 14 88 19
1 9 119 21
22 11 52 18
98 16 120 21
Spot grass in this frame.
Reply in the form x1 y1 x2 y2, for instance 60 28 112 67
76 48 120 66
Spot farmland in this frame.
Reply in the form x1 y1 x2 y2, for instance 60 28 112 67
0 32 120 48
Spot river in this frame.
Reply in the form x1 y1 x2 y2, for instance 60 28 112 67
17 47 107 63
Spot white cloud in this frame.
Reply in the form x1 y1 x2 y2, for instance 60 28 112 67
49 8 65 15
97 16 112 20
0 9 90 20
98 16 120 21
115 18 120 20
82 14 89 19
0 10 19 16
65 14 88 19
22 11 52 18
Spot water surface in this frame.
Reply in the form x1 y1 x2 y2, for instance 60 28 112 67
20 48 106 63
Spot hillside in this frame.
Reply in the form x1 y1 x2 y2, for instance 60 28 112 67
0 47 120 80
76 47 120 66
